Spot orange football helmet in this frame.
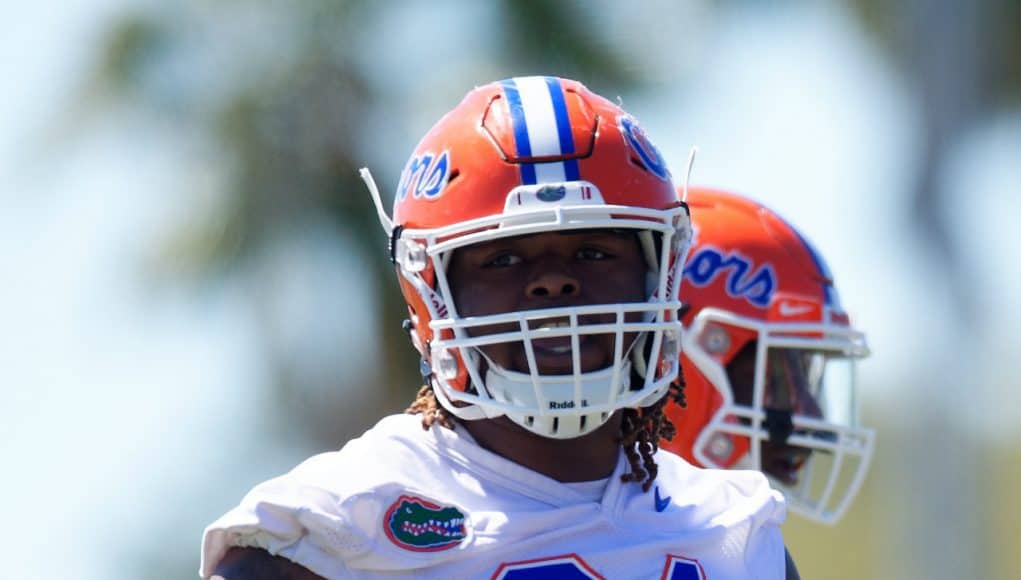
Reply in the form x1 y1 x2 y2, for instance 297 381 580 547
362 76 692 439
662 187 874 524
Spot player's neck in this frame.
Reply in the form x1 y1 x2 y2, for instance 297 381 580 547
461 414 622 483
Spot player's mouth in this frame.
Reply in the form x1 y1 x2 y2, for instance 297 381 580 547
531 319 576 353
522 317 613 374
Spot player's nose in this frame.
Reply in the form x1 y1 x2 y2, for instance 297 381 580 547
525 270 581 299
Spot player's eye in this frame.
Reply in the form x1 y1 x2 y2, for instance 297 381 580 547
482 253 522 268
576 247 610 261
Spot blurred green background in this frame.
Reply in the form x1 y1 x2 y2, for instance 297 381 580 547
2 1 1019 578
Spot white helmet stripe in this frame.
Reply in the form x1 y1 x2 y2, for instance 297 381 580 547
503 76 580 185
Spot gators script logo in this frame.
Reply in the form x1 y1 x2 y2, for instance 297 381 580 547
383 494 468 552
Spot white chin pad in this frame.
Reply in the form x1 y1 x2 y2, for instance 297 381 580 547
483 362 631 439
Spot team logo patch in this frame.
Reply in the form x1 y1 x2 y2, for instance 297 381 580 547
396 150 451 202
618 115 670 181
535 184 567 202
383 494 467 552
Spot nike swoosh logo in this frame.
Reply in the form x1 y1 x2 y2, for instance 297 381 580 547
778 302 814 317
654 486 671 512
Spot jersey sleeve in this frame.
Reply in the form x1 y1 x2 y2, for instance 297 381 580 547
742 508 787 580
199 416 465 579
732 469 787 580
199 454 371 579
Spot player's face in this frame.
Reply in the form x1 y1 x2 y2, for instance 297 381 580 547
728 344 824 486
446 229 647 375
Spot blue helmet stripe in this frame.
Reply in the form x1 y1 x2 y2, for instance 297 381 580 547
562 158 580 181
544 77 575 155
500 79 537 184
520 163 538 184
790 226 835 305
544 77 580 181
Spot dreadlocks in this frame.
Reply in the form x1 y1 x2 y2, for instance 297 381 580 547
405 384 456 430
405 377 688 492
619 380 687 492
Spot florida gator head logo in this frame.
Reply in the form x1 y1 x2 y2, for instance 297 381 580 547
383 494 468 552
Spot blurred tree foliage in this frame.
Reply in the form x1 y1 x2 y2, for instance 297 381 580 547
840 3 1020 578
848 0 1021 331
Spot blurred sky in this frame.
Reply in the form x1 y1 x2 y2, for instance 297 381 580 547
2 1 1019 578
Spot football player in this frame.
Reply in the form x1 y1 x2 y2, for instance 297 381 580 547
663 187 874 525
202 77 799 579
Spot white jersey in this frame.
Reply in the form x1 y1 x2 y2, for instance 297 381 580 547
201 414 787 579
